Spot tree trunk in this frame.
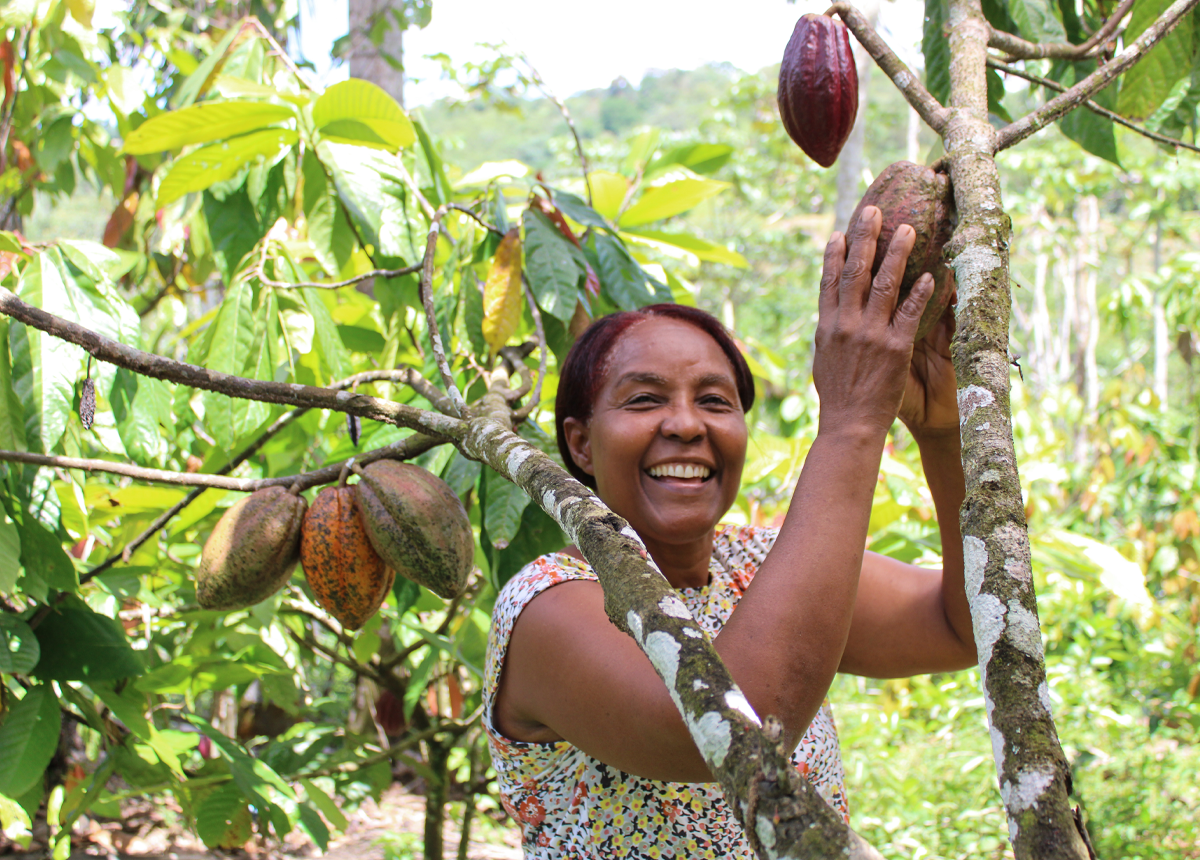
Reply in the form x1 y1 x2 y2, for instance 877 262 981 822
348 0 406 107
944 0 1091 856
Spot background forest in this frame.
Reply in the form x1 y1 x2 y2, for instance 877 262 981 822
1 0 1198 858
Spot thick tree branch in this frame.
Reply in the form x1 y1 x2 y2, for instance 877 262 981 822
944 0 1091 856
990 58 1200 154
987 0 1136 60
0 286 465 440
827 2 951 133
995 0 1200 152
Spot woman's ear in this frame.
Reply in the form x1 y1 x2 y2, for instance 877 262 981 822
562 417 594 476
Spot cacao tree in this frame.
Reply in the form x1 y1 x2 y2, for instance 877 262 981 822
1 0 1198 858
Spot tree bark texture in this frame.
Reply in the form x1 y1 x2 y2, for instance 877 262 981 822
944 0 1090 856
348 0 406 107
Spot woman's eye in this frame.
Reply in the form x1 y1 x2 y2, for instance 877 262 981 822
627 393 659 406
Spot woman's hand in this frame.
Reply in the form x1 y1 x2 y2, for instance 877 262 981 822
898 298 960 436
813 207 935 440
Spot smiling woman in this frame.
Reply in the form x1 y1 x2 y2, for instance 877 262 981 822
482 208 977 858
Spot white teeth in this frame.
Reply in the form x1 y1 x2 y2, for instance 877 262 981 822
647 463 711 480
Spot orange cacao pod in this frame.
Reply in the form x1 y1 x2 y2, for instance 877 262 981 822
354 461 473 600
300 486 395 630
849 160 957 340
196 486 306 610
777 13 859 168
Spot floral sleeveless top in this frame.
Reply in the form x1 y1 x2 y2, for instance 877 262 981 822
483 524 849 859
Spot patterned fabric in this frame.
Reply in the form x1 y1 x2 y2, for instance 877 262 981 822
483 524 849 859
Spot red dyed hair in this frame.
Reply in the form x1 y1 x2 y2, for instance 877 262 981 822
554 304 755 489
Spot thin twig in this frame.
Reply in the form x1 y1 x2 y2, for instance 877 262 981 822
520 56 593 206
306 709 482 779
0 433 445 494
987 0 1136 60
990 58 1200 154
0 286 465 440
994 0 1200 152
286 626 389 688
419 215 468 417
246 16 317 92
445 202 504 235
256 240 423 289
827 2 951 134
395 158 439 221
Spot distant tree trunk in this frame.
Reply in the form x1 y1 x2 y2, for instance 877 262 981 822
1074 196 1100 418
348 0 405 107
1153 220 1169 408
833 0 880 234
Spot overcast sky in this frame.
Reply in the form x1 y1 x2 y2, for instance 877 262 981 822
294 0 926 105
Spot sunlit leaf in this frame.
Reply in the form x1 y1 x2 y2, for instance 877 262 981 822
620 229 747 267
1116 0 1196 119
523 210 580 322
157 129 298 208
0 615 38 675
122 102 295 155
313 78 414 151
482 228 523 355
618 177 731 228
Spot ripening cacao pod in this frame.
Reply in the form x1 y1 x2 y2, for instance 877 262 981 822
777 13 859 168
196 486 306 610
353 460 474 600
300 485 395 630
849 160 957 340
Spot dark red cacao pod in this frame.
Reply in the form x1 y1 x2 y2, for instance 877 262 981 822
777 13 859 168
848 160 957 340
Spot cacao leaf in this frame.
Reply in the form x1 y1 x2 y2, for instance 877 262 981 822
121 102 296 154
157 129 299 208
316 141 411 260
202 278 257 451
195 784 253 849
0 319 27 452
1007 0 1066 43
33 597 142 681
1145 61 1200 143
0 509 20 594
0 615 38 674
1050 60 1120 165
0 685 60 798
483 467 529 550
301 288 351 384
172 25 242 108
313 79 414 151
550 189 611 232
491 502 569 589
392 577 421 617
645 142 734 178
482 228 523 355
620 229 748 268
583 170 629 220
301 148 355 277
188 719 296 805
1117 0 1196 119
299 778 349 831
523 210 581 323
90 680 152 741
412 115 452 205
618 177 730 228
17 515 77 593
296 803 330 852
592 232 662 310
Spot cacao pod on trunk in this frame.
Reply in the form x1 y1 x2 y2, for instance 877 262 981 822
849 160 957 340
196 486 306 611
301 486 395 630
777 13 859 168
354 460 473 600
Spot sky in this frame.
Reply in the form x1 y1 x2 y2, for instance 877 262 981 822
294 0 927 106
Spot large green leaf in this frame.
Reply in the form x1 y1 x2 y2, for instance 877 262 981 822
0 685 60 798
618 177 730 228
491 499 570 588
317 141 412 259
313 78 414 151
0 509 20 594
413 114 452 206
157 128 298 208
923 0 952 105
201 278 258 451
550 189 612 232
122 102 296 155
301 288 351 383
33 596 143 682
0 615 39 675
592 232 660 310
204 187 262 283
1007 0 1066 42
195 783 254 849
523 210 581 322
1146 58 1200 141
1051 60 1121 164
645 143 734 179
301 148 355 277
0 320 26 452
190 719 296 806
484 467 529 550
91 680 152 740
620 229 748 267
110 368 172 466
1117 0 1196 119
12 257 86 453
17 515 77 593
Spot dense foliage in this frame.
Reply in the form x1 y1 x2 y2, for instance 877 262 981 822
1 0 1198 858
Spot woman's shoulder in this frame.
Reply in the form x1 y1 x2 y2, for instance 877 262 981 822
493 551 598 620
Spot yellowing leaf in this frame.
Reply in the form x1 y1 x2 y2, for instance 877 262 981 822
482 229 523 356
586 171 629 220
619 177 731 228
66 0 93 27
122 102 296 155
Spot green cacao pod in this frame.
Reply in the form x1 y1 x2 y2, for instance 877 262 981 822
354 460 473 600
777 13 859 168
849 160 957 340
300 486 395 630
196 486 306 610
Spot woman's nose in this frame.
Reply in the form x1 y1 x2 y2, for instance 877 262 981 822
660 404 705 442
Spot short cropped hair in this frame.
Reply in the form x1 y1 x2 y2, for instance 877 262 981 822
554 304 755 489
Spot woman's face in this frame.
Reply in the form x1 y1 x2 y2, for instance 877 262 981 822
563 317 748 548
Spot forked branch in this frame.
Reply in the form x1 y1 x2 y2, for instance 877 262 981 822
987 0 1136 60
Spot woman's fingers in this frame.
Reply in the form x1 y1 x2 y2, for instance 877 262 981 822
840 206 882 315
893 273 935 335
818 230 846 319
865 223 916 324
